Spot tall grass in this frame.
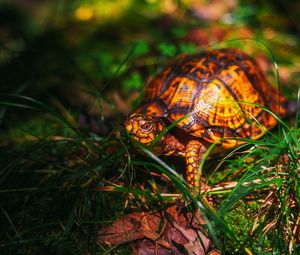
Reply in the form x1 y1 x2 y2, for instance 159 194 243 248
1 52 299 254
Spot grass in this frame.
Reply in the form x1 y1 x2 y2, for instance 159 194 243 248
1 91 298 254
0 0 300 254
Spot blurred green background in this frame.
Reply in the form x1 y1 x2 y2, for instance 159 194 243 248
1 0 299 126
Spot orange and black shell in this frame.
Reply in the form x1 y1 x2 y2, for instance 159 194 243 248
136 48 287 148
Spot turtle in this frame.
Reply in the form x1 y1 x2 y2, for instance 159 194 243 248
125 48 289 189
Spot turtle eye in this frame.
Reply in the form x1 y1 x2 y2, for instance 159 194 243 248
140 121 153 132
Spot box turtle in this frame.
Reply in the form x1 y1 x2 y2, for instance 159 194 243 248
125 48 289 189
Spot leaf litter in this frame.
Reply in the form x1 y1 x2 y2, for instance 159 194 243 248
98 205 220 255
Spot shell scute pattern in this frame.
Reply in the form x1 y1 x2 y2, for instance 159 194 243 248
137 48 286 147
126 48 290 188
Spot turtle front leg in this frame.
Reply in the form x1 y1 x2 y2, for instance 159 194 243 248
185 140 207 191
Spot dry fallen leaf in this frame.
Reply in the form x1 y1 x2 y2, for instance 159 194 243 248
98 205 218 255
98 212 151 245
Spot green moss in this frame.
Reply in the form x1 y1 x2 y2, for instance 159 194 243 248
224 201 257 241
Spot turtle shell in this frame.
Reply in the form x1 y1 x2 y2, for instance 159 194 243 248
136 48 287 148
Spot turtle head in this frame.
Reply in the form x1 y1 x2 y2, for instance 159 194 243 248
125 113 164 147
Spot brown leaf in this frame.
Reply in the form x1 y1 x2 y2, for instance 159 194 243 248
98 212 147 245
98 205 215 255
168 220 210 255
131 239 171 255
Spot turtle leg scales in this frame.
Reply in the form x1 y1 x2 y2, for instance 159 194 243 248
185 140 207 191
